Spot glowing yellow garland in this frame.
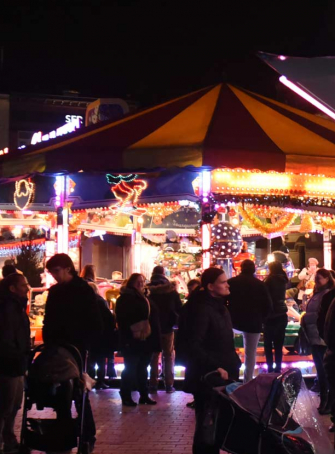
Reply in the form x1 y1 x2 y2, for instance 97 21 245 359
239 206 297 234
320 217 335 230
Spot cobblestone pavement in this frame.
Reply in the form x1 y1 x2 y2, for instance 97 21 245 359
15 388 334 454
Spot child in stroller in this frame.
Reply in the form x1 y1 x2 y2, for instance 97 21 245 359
20 343 92 454
199 368 332 454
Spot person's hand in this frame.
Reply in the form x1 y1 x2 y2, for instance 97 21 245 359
217 368 229 380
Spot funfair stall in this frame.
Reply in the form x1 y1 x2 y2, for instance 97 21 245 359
3 83 335 377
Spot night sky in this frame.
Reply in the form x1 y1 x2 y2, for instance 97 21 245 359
2 1 335 106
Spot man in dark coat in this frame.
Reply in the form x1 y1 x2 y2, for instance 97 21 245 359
87 282 117 389
43 254 103 454
0 273 30 454
227 259 272 383
179 267 241 454
147 266 182 393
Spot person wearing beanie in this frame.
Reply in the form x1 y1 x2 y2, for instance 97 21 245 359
43 253 103 453
178 267 241 454
298 257 319 303
227 259 272 383
147 266 182 393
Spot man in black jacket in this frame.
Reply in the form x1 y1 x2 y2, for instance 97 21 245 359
147 266 182 393
44 254 103 454
227 259 272 383
0 273 30 454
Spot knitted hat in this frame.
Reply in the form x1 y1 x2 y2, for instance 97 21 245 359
308 257 319 266
201 267 224 289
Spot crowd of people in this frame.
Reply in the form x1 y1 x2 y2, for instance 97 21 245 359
1 253 335 453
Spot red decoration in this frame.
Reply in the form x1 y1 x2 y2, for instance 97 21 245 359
228 209 236 217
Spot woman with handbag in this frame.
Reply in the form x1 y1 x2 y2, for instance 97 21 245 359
301 268 335 414
115 273 161 406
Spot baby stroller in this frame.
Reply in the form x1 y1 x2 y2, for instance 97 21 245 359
20 343 90 454
201 368 333 454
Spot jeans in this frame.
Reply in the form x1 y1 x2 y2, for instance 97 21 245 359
263 314 288 372
120 350 152 398
150 332 175 388
242 332 260 383
311 345 329 398
0 374 23 448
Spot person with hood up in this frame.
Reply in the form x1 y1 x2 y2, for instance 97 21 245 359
147 266 182 393
227 259 272 383
263 261 288 373
301 268 335 415
115 273 161 407
0 273 30 454
180 267 241 454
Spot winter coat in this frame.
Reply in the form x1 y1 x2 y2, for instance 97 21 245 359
43 275 104 356
324 297 335 352
227 273 272 333
0 292 30 376
178 289 241 393
303 287 330 346
317 288 335 340
115 287 161 354
148 280 183 334
264 273 288 321
91 294 118 359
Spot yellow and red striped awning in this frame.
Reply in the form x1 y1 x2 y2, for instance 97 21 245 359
2 83 335 178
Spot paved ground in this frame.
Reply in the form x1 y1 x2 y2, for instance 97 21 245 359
15 387 334 454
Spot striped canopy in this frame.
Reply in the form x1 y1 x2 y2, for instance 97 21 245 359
3 83 335 178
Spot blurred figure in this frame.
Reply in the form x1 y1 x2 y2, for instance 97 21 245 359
298 257 319 304
0 273 30 454
147 266 182 393
87 282 117 390
2 265 18 279
80 264 96 283
263 261 288 373
227 259 272 382
187 279 201 297
301 268 335 415
115 274 161 407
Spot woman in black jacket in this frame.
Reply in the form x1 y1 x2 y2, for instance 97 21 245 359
115 273 161 407
263 261 288 373
180 267 241 454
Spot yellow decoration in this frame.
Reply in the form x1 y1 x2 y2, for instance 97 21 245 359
299 214 314 233
211 167 335 199
239 205 297 234
320 217 335 230
14 179 35 210
145 203 181 225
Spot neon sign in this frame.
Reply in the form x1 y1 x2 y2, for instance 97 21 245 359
31 117 81 145
65 115 83 124
106 174 147 208
14 179 35 210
